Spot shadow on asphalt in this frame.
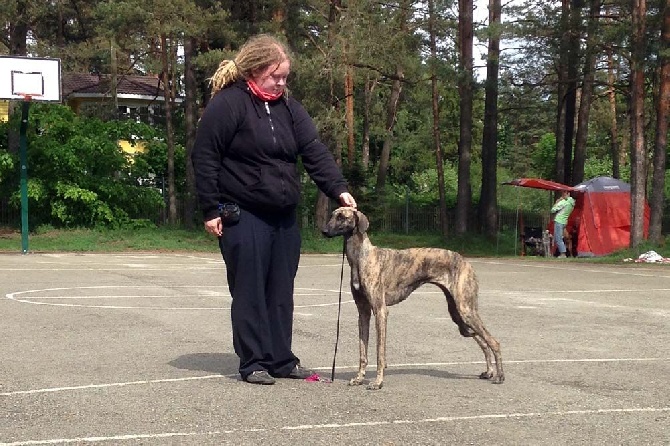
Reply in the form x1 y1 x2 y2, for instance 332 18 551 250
169 352 239 375
329 367 482 384
384 368 483 381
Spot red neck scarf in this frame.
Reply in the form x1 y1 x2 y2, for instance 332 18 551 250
247 79 283 101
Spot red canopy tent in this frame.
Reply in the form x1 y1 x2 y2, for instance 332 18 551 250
504 178 576 192
503 176 650 257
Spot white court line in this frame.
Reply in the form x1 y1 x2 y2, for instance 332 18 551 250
470 259 670 278
6 284 669 310
4 286 351 310
2 357 667 398
0 267 224 272
484 288 670 295
0 300 351 311
0 263 343 272
518 296 670 316
1 407 669 445
20 292 331 300
0 375 229 396
22 295 229 300
0 265 344 271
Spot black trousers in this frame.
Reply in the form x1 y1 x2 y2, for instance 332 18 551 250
218 207 301 379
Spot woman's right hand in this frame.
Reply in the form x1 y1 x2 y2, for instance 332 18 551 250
338 192 357 209
205 217 223 237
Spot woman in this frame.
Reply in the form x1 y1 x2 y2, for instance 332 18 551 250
551 190 576 258
191 34 356 385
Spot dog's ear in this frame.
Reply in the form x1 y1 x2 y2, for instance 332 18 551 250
355 210 369 233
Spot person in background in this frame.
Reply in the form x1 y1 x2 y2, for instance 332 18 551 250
191 34 357 385
551 190 576 258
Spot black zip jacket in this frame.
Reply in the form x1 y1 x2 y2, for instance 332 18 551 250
192 81 349 220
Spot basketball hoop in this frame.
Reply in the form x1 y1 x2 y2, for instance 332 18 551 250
1 56 61 102
13 93 43 102
0 56 60 254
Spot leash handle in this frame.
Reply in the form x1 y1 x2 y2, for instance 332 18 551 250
331 238 346 382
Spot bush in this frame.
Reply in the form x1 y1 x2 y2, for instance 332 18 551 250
2 103 164 229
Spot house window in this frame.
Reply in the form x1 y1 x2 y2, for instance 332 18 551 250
117 105 163 125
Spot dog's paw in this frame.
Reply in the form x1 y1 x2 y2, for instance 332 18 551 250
348 377 365 386
492 374 505 384
479 371 494 380
366 381 383 390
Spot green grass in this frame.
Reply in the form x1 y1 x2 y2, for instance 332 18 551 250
0 225 515 255
0 226 218 253
1 225 668 263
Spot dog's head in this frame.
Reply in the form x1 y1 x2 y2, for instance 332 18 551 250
322 207 369 238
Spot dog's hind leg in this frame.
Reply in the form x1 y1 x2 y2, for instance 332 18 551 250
444 290 502 382
349 294 371 387
444 291 475 337
472 334 495 379
442 275 505 384
461 313 504 384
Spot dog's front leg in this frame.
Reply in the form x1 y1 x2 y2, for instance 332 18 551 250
368 304 388 390
349 295 371 386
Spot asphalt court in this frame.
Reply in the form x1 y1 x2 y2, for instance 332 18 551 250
1 252 669 445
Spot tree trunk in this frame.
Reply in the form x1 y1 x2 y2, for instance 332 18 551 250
315 0 343 227
649 0 670 244
456 0 474 234
572 0 601 185
555 85 567 183
428 0 448 237
160 34 178 225
375 0 410 194
361 76 376 170
562 0 581 185
9 0 28 56
7 1 29 155
315 192 330 231
554 0 570 183
272 1 286 29
478 0 501 237
629 0 647 248
183 37 198 229
375 67 403 192
606 46 621 179
345 64 355 167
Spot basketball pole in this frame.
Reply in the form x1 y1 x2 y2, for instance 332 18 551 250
19 96 31 254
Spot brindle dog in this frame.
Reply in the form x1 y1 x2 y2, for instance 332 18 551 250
322 207 504 390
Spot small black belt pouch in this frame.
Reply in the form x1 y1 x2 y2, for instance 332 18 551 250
218 203 240 226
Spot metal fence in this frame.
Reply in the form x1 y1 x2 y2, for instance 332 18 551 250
1 197 666 236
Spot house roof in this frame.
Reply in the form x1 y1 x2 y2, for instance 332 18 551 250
62 72 180 102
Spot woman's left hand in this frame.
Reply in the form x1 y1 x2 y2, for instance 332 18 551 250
338 192 357 209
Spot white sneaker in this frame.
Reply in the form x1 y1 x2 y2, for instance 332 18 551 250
558 253 567 258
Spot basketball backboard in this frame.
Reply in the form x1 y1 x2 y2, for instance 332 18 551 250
0 56 61 102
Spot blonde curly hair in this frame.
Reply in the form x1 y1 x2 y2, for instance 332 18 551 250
209 34 292 97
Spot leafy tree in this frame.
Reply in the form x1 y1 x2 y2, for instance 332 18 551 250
456 0 475 234
408 165 459 207
2 104 163 228
649 0 670 243
3 0 668 243
630 0 647 248
531 133 557 180
478 0 502 236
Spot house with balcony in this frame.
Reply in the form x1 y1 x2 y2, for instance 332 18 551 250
3 72 181 121
62 72 182 123
63 72 184 155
